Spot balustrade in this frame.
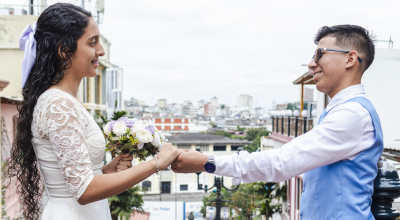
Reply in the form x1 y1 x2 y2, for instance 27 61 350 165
271 116 314 138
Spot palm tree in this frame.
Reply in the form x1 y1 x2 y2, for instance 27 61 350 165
251 182 287 220
108 186 144 220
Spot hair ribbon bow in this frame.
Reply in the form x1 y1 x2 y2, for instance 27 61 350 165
19 21 37 89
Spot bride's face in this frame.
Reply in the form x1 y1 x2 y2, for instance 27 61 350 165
68 17 105 78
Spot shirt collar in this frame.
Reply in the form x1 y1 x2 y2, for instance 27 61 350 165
326 84 366 112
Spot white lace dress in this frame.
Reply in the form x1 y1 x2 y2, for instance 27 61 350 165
31 89 111 220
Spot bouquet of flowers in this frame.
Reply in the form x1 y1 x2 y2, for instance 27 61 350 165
103 117 167 161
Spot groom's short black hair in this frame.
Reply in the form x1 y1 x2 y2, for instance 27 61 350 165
314 25 376 72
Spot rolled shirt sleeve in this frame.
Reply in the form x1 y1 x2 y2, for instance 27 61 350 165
215 104 371 185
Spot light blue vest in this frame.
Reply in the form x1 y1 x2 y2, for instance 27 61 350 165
300 97 383 220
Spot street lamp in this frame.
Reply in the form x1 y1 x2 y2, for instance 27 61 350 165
196 146 243 220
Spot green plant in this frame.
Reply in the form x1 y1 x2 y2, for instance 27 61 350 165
108 186 144 220
244 127 270 153
251 182 287 220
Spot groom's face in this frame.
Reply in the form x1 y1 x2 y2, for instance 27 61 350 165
308 36 348 98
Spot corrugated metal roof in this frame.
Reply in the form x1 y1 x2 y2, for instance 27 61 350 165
168 133 251 146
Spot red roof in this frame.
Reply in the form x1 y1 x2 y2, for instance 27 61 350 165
164 119 171 123
174 126 182 131
155 119 162 123
164 126 171 131
156 126 162 130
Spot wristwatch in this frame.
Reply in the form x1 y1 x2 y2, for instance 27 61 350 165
204 156 216 173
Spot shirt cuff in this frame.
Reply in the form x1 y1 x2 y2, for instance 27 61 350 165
215 153 246 185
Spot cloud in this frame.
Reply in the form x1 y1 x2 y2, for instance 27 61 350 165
100 0 400 109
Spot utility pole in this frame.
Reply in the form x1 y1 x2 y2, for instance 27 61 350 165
196 147 242 220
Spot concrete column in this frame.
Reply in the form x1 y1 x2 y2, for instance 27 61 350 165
153 174 160 194
172 172 177 193
209 144 213 155
226 144 231 155
191 144 196 150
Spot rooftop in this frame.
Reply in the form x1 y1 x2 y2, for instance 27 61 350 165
168 133 251 146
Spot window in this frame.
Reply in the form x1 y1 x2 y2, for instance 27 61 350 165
213 146 226 151
297 178 303 210
161 182 171 194
180 184 188 191
111 70 118 90
95 75 100 104
178 145 191 150
198 184 209 190
142 181 151 192
83 77 89 103
196 145 209 152
231 146 242 151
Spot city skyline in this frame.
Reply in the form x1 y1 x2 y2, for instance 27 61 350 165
100 0 400 110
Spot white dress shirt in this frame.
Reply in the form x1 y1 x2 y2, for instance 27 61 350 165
214 85 375 185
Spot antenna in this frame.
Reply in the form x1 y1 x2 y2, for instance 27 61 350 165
376 36 394 49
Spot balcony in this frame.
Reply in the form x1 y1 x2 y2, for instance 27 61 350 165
270 116 314 143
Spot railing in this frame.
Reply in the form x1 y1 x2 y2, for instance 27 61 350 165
271 116 313 137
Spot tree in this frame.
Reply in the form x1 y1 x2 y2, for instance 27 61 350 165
251 182 287 220
244 127 270 153
109 186 144 220
236 125 246 132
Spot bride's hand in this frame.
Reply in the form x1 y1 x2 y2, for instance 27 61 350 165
156 143 182 170
102 154 133 174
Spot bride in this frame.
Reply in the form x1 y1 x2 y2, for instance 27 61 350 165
6 3 182 220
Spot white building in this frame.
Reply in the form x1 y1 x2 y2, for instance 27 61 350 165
210 97 218 106
361 49 400 151
198 100 205 108
237 94 253 110
157 99 167 108
105 65 124 118
137 134 251 202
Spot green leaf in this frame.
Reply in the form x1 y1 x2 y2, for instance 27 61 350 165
122 143 133 154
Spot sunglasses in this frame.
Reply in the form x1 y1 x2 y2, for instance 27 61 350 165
313 48 364 63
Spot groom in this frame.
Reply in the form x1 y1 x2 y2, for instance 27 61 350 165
172 25 382 219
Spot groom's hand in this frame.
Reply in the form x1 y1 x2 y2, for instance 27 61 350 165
171 150 208 173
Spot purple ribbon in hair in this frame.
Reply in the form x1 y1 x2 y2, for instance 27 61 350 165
19 21 37 89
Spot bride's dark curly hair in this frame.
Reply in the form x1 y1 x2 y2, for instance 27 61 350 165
5 3 91 219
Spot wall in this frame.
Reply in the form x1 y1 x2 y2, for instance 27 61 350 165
0 15 39 98
362 49 400 149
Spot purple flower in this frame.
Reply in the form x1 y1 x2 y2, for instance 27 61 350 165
117 117 129 123
126 119 136 128
109 121 116 130
146 126 155 135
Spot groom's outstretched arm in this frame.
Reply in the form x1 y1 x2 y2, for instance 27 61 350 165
172 107 367 185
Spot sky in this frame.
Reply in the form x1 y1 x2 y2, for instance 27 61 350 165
98 0 400 109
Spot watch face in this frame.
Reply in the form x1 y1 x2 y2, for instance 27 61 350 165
204 162 216 173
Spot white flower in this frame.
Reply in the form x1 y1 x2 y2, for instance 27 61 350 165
151 132 162 147
159 131 166 141
138 143 144 150
113 121 127 136
103 123 111 136
130 121 146 136
136 129 153 143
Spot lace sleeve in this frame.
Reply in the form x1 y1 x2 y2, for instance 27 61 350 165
45 95 94 200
